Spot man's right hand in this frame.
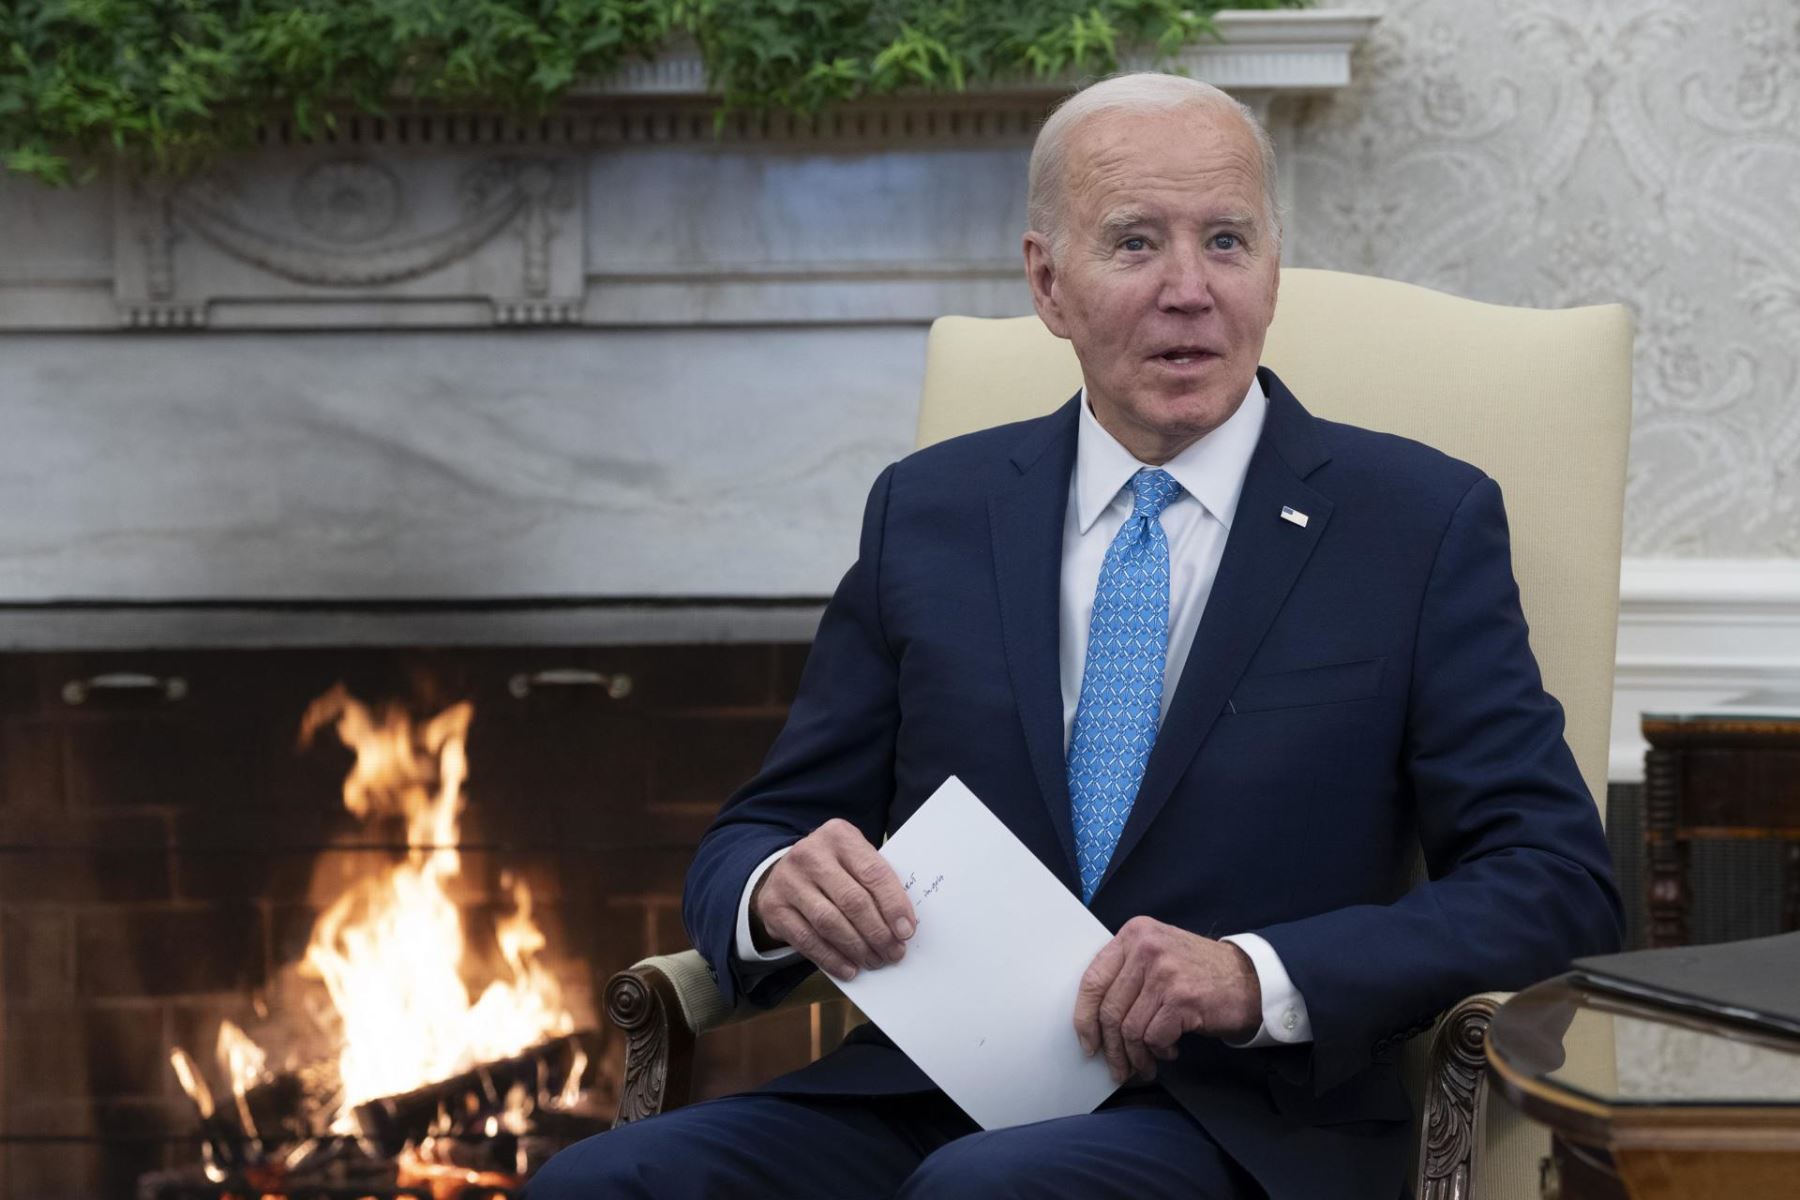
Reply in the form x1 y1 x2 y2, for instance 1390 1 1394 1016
748 818 916 981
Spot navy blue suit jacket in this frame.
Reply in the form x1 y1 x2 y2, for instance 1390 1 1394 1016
684 369 1622 1199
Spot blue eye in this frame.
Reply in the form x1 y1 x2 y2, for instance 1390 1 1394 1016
1211 233 1242 251
1121 236 1148 252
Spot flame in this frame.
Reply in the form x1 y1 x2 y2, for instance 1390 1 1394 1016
170 1048 230 1183
216 1019 269 1137
396 1146 519 1200
558 1045 588 1109
297 685 574 1128
171 1047 216 1120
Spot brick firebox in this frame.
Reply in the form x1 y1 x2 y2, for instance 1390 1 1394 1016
0 642 821 1199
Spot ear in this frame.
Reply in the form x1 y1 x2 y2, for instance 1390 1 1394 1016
1022 231 1072 339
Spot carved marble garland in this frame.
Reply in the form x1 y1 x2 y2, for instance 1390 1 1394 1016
118 153 581 327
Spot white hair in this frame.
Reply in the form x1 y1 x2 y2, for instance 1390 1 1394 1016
1027 72 1282 256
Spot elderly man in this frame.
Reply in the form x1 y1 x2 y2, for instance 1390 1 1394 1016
530 73 1621 1199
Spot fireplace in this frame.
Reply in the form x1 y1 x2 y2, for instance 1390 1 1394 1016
0 641 831 1197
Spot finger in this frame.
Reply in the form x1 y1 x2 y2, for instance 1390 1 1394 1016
795 880 885 971
1118 986 1163 1079
1100 1016 1130 1084
767 903 860 982
765 837 880 968
1143 1003 1186 1061
1098 957 1147 1084
817 857 905 965
839 839 917 948
1073 938 1127 1056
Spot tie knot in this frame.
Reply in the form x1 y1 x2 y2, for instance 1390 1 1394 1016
1130 468 1181 521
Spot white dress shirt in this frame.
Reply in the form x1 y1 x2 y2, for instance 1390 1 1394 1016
734 378 1313 1049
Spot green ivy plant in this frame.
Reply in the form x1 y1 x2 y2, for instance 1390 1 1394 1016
2 0 1308 186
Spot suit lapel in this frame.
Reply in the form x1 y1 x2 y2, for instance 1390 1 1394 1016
989 395 1083 888
1094 371 1336 897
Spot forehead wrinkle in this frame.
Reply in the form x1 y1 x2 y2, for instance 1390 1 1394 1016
1066 113 1269 228
1078 165 1265 228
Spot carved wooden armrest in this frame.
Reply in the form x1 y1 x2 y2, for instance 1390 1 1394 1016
1415 990 1510 1200
609 955 1515 1198
604 949 841 1125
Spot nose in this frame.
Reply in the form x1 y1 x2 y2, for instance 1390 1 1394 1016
1157 243 1213 313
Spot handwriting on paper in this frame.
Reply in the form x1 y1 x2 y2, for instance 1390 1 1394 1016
903 871 946 906
835 776 1121 1130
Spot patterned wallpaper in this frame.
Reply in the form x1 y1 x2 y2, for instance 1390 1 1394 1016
1283 0 1800 556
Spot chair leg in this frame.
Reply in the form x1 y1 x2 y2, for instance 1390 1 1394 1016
1417 994 1501 1200
605 964 697 1126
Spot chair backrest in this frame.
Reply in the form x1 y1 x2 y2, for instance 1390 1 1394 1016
916 267 1633 809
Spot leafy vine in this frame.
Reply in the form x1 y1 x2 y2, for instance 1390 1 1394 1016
2 0 1307 184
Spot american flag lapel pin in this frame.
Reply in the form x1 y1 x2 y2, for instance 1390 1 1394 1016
1280 505 1309 528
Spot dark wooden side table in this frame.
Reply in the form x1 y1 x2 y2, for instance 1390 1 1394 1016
1641 695 1800 947
1486 977 1800 1199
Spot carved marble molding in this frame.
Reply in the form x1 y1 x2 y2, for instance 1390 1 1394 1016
113 150 584 329
585 11 1381 100
162 11 1376 160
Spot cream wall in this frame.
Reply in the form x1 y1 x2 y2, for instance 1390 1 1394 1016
1279 0 1800 778
1284 0 1800 558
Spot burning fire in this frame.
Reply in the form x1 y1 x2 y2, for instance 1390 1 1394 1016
171 684 578 1146
298 684 575 1128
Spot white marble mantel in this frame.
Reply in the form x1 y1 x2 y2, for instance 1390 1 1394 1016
0 11 1377 642
1 10 1376 333
598 11 1380 99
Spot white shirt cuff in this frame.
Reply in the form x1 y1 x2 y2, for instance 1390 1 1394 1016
1220 932 1313 1048
734 847 804 964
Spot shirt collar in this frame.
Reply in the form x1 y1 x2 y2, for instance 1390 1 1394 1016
1074 376 1268 534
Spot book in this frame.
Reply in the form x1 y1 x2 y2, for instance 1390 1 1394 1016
1572 931 1800 1039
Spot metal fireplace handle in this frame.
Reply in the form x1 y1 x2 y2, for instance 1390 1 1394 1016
507 668 633 701
61 672 190 705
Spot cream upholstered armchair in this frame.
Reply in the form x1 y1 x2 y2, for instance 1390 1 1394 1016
602 269 1633 1199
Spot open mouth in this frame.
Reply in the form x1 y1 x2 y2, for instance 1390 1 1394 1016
1154 348 1219 365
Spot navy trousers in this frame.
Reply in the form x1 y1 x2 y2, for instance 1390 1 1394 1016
526 1087 1260 1199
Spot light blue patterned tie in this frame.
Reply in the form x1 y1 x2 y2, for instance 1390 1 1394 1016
1068 468 1182 903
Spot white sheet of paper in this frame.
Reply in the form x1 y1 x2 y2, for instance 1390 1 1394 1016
835 775 1121 1130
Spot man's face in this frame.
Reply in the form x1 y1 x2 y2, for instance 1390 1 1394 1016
1024 105 1281 464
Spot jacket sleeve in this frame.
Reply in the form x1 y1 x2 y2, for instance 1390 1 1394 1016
1254 474 1625 1094
682 463 903 1009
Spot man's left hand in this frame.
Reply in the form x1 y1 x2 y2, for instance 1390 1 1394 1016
1073 917 1262 1083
